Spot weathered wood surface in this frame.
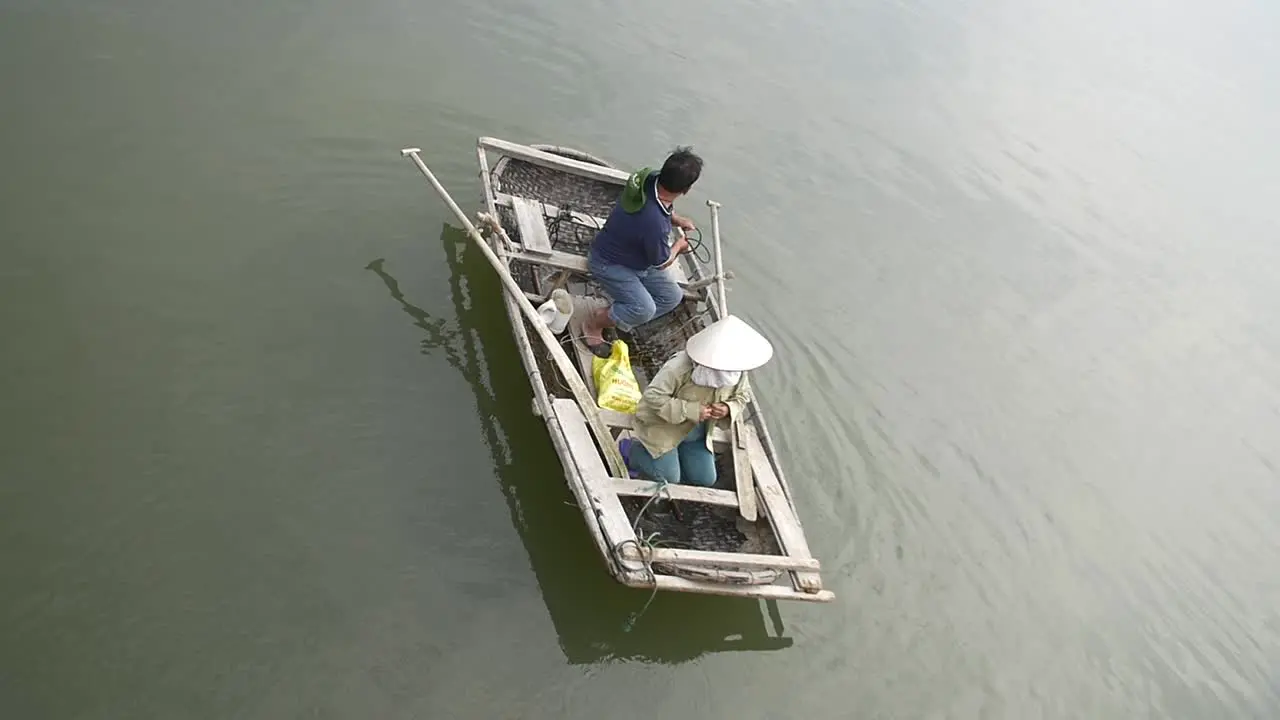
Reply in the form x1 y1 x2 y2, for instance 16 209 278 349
480 137 631 185
551 400 638 556
494 192 606 230
608 477 741 508
401 148 627 479
509 196 554 256
654 574 835 603
743 423 823 593
619 545 820 572
495 245 622 578
732 422 759 522
596 406 636 429
477 146 498 219
507 246 589 274
477 146 494 188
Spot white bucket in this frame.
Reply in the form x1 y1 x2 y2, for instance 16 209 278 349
537 288 572 333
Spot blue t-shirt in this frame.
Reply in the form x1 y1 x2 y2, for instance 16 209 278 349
591 173 673 270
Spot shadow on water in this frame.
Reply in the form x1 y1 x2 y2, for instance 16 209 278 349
365 223 794 665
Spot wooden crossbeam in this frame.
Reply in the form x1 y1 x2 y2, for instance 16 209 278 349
608 478 742 508
619 545 821 572
480 137 630 185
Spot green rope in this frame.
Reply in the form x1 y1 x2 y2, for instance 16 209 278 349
617 477 675 632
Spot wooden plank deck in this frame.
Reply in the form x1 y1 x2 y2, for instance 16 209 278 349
742 421 824 593
550 399 637 553
608 478 741 508
731 421 758 521
619 545 820 573
509 196 554 256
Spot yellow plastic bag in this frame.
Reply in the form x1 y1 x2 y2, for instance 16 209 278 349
592 340 642 414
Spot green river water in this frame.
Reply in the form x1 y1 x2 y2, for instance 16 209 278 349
3 0 1279 717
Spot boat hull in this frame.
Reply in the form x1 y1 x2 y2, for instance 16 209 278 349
472 137 833 603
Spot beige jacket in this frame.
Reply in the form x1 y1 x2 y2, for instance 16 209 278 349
633 351 754 457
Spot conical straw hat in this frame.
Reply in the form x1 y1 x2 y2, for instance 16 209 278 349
685 315 774 372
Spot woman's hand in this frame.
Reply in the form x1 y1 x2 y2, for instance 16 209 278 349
700 403 729 421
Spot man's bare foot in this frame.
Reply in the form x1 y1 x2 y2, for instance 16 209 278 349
581 307 613 358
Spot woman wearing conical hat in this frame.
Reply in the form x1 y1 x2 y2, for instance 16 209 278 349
623 315 773 487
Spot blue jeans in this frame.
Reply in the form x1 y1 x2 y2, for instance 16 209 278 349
587 251 683 332
627 424 717 487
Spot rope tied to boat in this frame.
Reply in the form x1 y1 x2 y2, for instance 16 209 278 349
613 476 677 631
475 211 515 252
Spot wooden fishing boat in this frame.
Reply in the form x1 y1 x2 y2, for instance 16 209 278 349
401 137 833 603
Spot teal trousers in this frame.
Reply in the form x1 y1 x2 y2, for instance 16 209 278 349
626 423 717 487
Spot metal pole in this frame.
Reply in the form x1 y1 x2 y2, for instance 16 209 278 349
706 200 729 315
704 200 758 520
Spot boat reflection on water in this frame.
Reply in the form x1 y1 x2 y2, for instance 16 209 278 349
364 224 793 664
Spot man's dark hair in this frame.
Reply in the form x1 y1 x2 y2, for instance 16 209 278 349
657 146 703 194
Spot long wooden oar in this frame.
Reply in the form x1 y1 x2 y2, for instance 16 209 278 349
401 148 628 479
705 200 758 522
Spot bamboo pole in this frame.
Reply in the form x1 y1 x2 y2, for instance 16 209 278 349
400 148 628 478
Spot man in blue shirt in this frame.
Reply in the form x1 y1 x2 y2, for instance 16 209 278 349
582 147 702 357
